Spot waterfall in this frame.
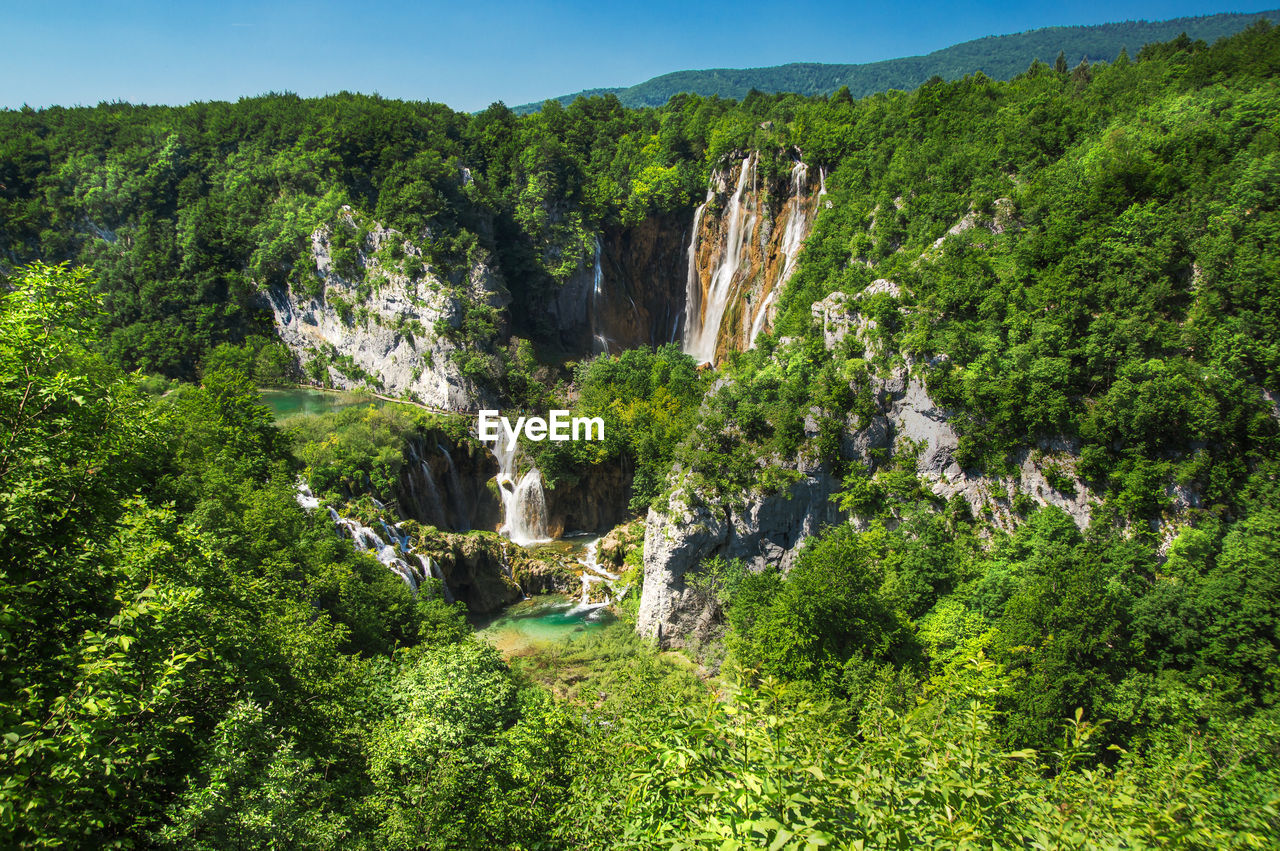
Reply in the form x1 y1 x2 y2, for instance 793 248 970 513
570 537 618 615
489 439 552 547
506 468 551 546
678 190 713 344
326 505 423 591
750 159 809 346
320 495 467 599
684 153 756 364
590 237 611 355
416 553 454 603
294 479 320 511
592 237 604 296
418 460 448 530
436 443 467 531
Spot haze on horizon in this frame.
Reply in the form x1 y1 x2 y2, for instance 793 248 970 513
1 0 1261 112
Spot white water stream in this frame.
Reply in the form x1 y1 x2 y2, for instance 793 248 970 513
490 439 551 546
683 153 756 364
570 537 622 615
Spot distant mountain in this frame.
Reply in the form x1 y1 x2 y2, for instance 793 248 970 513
513 8 1280 113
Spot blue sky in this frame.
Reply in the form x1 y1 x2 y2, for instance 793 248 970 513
0 1 1259 111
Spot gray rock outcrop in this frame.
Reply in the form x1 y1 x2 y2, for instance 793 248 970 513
266 211 505 410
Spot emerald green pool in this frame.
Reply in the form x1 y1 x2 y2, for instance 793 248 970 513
473 596 615 655
258 388 382 420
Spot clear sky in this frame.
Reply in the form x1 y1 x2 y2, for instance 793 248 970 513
0 1 1261 112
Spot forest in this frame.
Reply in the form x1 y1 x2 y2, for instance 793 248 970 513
516 7 1280 111
2 21 1280 849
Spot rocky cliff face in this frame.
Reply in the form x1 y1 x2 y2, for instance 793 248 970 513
542 455 636 536
398 430 503 534
400 426 637 540
636 279 1099 648
424 530 564 612
266 209 507 410
547 212 691 355
637 462 843 646
546 152 826 365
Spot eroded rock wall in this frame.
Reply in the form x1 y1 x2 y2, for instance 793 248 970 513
547 211 691 355
398 430 503 533
267 209 507 410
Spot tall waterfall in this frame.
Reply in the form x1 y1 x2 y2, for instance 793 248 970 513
683 153 757 364
678 190 713 345
590 237 611 355
750 160 809 345
490 439 551 546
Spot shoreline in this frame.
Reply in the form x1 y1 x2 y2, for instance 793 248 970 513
258 384 479 419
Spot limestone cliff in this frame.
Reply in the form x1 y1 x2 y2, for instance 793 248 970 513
415 528 576 613
545 151 828 366
547 212 690 355
266 209 507 410
398 430 503 533
542 455 636 536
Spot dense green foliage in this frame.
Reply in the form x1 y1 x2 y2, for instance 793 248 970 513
560 673 1280 848
0 87 713 379
666 21 1280 528
532 344 709 510
516 8 1279 111
0 265 571 848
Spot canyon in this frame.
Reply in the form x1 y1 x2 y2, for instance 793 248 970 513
269 151 1111 646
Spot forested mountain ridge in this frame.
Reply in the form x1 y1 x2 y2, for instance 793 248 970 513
514 7 1280 112
2 22 1280 849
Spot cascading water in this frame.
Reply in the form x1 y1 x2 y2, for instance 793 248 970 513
437 443 467 531
416 554 454 603
677 190 713 344
490 439 552 546
571 537 623 615
418 460 448 530
307 482 458 597
590 237 612 355
508 468 551 545
684 153 756 364
325 505 424 591
750 159 809 346
295 479 321 511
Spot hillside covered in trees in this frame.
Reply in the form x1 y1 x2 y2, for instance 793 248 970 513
515 7 1280 111
2 20 1280 849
